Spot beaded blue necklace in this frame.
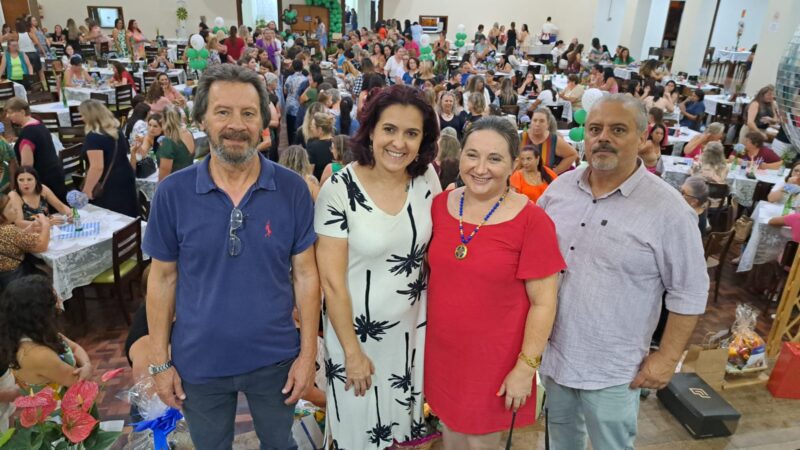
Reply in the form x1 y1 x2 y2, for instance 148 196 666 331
455 187 509 260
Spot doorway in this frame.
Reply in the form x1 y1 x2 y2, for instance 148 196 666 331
2 0 30 25
660 0 685 67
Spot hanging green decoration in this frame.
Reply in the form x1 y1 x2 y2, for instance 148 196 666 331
305 0 342 38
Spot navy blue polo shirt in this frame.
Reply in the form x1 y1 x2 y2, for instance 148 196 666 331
143 154 316 384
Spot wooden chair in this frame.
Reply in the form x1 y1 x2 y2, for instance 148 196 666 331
59 144 87 189
69 105 84 127
706 182 732 232
79 43 96 60
111 84 134 120
546 105 564 122
90 92 110 109
704 228 735 304
764 240 799 315
27 91 58 105
749 181 774 214
144 46 159 61
142 71 160 93
44 69 61 92
31 111 60 135
98 42 110 58
81 218 145 326
51 43 65 58
138 190 150 221
176 44 187 61
712 103 734 128
500 104 520 117
0 80 15 108
58 126 86 146
173 61 186 72
660 144 674 156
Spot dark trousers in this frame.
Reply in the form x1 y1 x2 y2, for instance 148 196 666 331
181 360 298 450
285 115 297 145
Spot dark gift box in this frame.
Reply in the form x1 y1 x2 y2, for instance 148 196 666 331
657 373 741 439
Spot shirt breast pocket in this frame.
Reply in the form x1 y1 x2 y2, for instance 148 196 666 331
594 226 658 277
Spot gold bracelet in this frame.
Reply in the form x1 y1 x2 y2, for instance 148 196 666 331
518 352 542 370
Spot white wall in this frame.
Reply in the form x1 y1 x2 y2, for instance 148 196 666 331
639 0 670 60
671 0 717 75
382 0 598 44
745 0 800 96
619 0 652 61
38 0 238 38
709 0 767 51
592 0 628 51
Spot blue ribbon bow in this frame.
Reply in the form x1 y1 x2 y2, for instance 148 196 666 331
131 407 184 450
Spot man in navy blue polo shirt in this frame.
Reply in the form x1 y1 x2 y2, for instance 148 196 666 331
144 64 320 449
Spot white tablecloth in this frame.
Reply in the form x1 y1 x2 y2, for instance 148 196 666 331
65 86 117 104
613 66 639 80
37 204 146 300
713 49 751 63
13 82 26 101
661 155 785 207
737 201 792 272
703 94 751 116
523 44 552 56
136 130 207 199
535 74 568 91
168 44 178 62
30 100 82 127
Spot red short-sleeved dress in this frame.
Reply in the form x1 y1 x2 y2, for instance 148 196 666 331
424 191 566 434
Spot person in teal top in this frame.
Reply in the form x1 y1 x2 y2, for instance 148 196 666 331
613 46 635 66
0 40 33 88
157 107 196 181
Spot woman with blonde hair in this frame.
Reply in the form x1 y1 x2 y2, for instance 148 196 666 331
157 106 195 180
238 24 253 46
79 99 137 216
437 134 461 190
690 141 728 184
306 112 335 181
295 102 327 147
205 35 222 66
279 145 319 201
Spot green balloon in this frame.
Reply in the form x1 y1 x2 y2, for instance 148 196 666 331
573 109 587 125
568 127 585 142
199 48 209 58
187 48 198 59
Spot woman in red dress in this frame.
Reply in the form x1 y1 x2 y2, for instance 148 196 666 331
425 116 565 449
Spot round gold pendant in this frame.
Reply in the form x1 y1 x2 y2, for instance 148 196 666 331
455 244 468 260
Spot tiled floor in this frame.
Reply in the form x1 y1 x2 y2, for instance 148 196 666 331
54 241 798 449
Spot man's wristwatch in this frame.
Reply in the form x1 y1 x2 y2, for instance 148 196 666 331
148 360 174 376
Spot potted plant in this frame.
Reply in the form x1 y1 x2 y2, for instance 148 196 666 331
0 369 125 449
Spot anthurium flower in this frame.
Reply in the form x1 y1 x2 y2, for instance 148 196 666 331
61 380 99 412
101 368 125 383
14 387 57 428
61 408 98 443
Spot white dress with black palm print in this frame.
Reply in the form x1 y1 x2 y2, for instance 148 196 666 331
314 164 441 450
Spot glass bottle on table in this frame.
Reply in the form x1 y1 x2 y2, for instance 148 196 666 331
72 207 83 232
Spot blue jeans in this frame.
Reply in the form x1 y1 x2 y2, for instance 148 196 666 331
181 360 298 450
544 376 640 450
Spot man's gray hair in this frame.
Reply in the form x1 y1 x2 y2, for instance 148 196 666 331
591 94 648 133
683 176 709 204
264 71 279 87
326 88 341 104
192 64 271 129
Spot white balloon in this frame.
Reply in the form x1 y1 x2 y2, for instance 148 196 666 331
214 16 224 27
581 88 604 113
190 34 205 50
420 34 430 47
286 39 294 48
457 24 466 33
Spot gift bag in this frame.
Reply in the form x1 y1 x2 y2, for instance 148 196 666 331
682 344 729 390
725 304 767 373
292 414 324 450
767 342 800 399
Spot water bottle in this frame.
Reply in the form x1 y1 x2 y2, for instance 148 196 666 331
72 207 83 232
783 193 795 216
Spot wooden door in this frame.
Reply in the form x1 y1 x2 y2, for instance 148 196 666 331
1 0 30 25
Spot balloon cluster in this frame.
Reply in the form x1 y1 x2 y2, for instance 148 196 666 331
305 0 343 41
455 24 467 49
186 34 208 71
282 9 298 25
212 17 225 34
419 34 433 62
569 109 587 141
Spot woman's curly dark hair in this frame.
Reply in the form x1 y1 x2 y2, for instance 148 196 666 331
0 275 65 370
353 84 440 178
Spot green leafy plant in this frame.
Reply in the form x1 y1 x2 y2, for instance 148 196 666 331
176 7 188 21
